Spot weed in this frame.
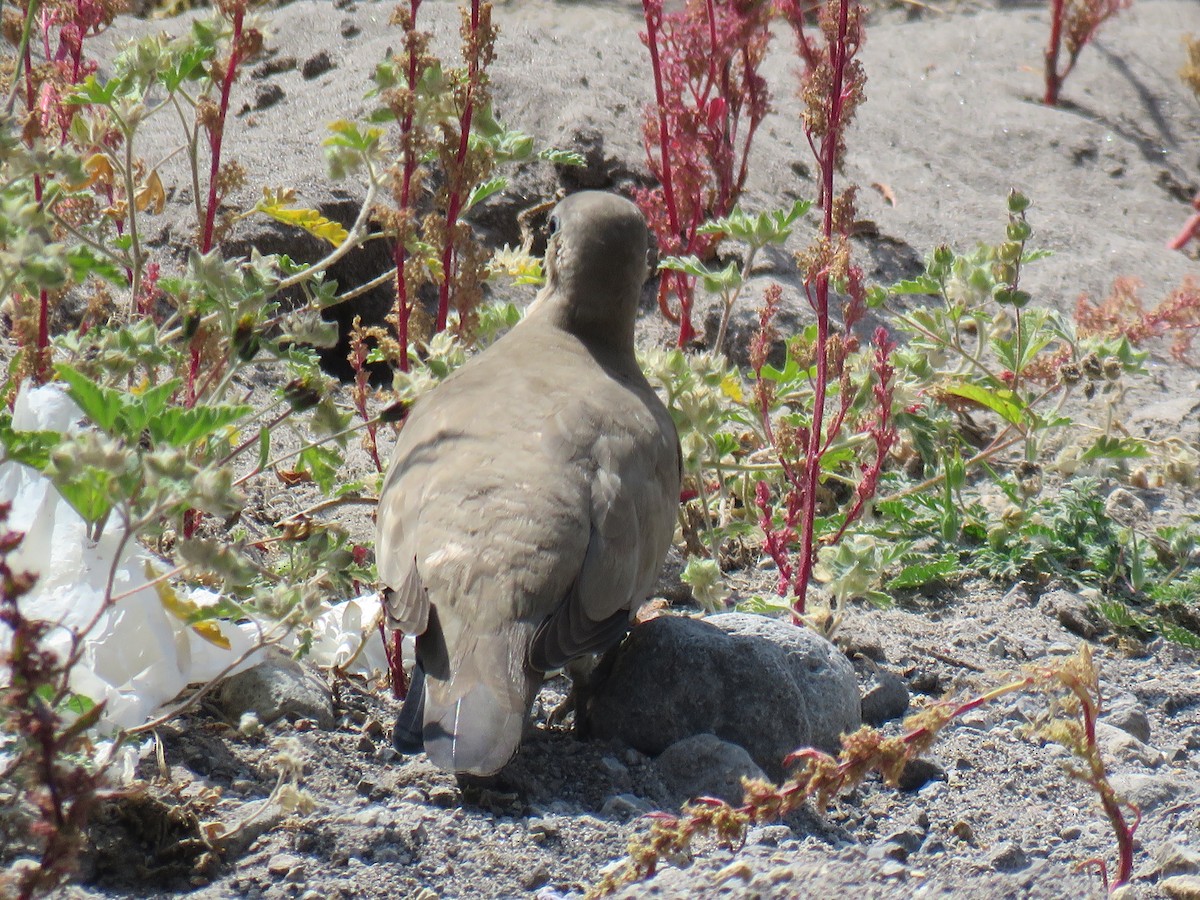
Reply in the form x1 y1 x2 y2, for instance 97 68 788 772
0 502 103 900
1043 0 1132 106
636 0 772 346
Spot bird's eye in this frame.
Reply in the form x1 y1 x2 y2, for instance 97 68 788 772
547 214 560 236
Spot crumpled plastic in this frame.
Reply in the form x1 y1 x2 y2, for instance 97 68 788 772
0 381 392 733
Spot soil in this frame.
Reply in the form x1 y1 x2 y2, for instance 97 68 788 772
14 0 1200 897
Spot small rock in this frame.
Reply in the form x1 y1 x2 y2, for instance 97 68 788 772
1102 698 1152 743
302 50 334 79
522 862 552 890
655 734 766 805
267 853 303 876
253 83 284 112
340 20 360 38
528 818 560 840
748 824 794 846
868 828 925 862
1059 824 1084 840
897 757 945 792
1107 773 1194 813
429 785 460 808
1096 721 1165 767
356 733 376 753
859 666 910 725
988 840 1029 871
1156 842 1200 877
1039 589 1106 639
1163 875 1200 900
214 653 334 728
600 793 655 819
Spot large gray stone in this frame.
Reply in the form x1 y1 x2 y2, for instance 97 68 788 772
214 652 334 728
585 613 861 779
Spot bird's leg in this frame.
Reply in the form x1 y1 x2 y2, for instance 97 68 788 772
546 643 623 734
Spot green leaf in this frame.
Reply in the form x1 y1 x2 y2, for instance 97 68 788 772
1080 435 1149 462
297 445 341 494
465 176 507 211
54 365 123 434
66 246 126 285
698 199 811 246
890 275 941 295
942 381 1025 426
888 553 960 590
258 427 271 471
538 148 586 167
0 415 58 470
67 75 119 106
148 403 252 446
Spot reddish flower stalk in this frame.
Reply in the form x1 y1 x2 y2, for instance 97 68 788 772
435 0 484 333
199 5 244 255
348 319 382 472
1167 192 1200 251
392 0 424 374
15 0 114 383
1043 0 1131 106
186 2 251 407
830 327 897 544
787 0 868 614
637 0 771 346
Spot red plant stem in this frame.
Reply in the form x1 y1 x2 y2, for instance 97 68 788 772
187 6 244 407
393 0 422 373
642 1 693 343
1167 194 1200 250
435 0 481 333
200 9 243 255
793 0 853 616
21 21 51 384
1044 0 1065 105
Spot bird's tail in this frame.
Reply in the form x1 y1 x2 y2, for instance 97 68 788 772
422 634 539 777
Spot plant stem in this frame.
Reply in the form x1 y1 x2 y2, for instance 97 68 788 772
393 0 422 374
1044 0 1065 105
794 0 853 616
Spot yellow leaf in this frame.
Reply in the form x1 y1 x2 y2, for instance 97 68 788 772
73 153 113 191
134 169 166 215
720 372 744 403
254 186 349 247
144 561 232 650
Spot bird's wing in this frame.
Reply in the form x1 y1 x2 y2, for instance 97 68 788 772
529 394 681 672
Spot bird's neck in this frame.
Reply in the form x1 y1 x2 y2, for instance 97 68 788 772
526 287 638 360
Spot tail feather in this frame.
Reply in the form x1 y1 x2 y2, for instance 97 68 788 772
392 662 426 754
422 634 539 776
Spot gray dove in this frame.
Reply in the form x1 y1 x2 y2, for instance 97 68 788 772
375 191 681 776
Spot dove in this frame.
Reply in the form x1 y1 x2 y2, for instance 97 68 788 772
375 191 681 777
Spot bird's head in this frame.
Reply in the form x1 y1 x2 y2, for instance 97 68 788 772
532 191 651 350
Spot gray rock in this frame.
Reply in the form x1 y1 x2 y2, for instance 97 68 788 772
1095 721 1165 768
988 840 1029 872
654 734 767 805
214 653 334 728
1162 875 1200 900
1107 773 1194 813
1155 841 1200 877
859 665 910 725
1102 695 1152 743
585 613 861 778
1038 589 1107 640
